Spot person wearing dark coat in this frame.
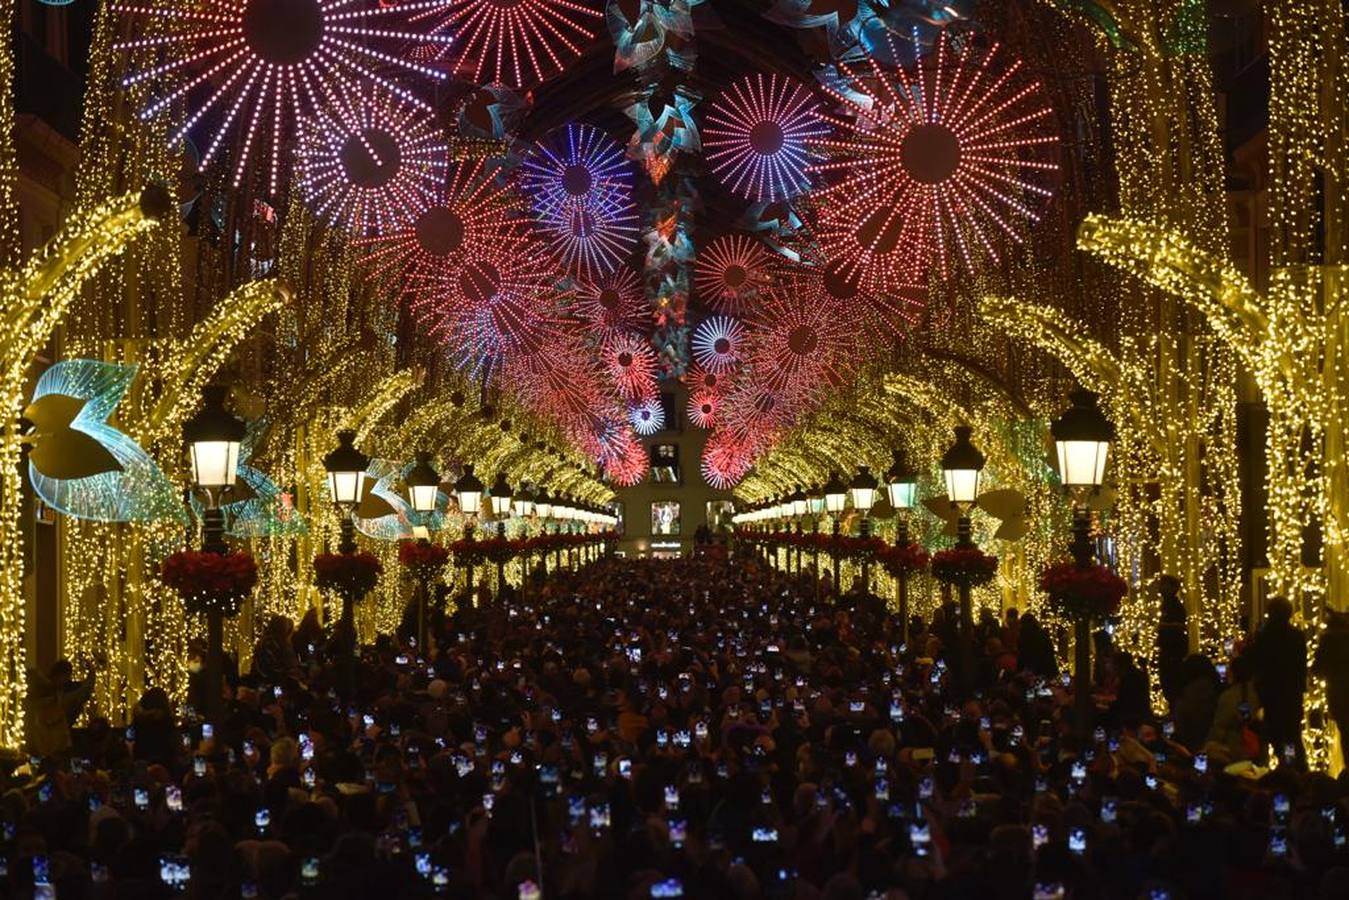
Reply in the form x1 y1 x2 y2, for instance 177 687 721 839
1172 653 1220 752
1154 574 1189 711
1110 651 1151 724
1249 596 1308 768
1313 609 1349 764
1016 612 1059 679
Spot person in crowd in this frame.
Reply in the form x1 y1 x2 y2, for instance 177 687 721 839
1171 653 1221 752
1155 574 1189 711
1249 596 1308 768
1315 609 1349 765
1108 650 1151 726
5 555 1346 899
253 614 302 687
1016 611 1059 679
25 655 96 757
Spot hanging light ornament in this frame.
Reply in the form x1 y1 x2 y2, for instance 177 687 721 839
687 388 719 430
629 397 666 435
572 266 647 346
809 30 1058 281
414 242 567 375
604 436 649 487
691 315 747 374
604 333 659 401
294 85 449 235
744 289 858 405
505 342 609 431
521 123 640 279
407 0 603 89
356 158 532 291
701 429 756 490
704 72 828 202
114 0 453 193
695 234 774 317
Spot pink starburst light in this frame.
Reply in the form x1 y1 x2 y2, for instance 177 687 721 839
744 290 858 403
701 429 755 490
114 0 453 193
705 73 828 202
687 389 719 430
605 334 658 401
572 267 647 345
408 0 603 90
505 343 608 430
629 398 666 436
295 86 448 235
691 316 747 375
695 234 774 316
809 31 1059 280
605 437 648 487
356 158 532 289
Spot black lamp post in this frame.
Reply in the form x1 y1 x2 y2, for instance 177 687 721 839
455 464 484 600
823 472 848 599
850 466 879 594
323 430 370 637
490 472 512 596
323 430 369 555
404 451 439 648
1051 389 1115 736
941 426 985 688
886 449 919 642
183 385 245 724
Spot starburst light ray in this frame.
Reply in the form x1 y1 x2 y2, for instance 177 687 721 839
408 0 603 89
705 72 828 202
114 0 454 192
695 233 774 316
295 84 448 235
691 315 747 374
808 30 1058 280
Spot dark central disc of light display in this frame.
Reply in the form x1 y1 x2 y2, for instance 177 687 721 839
722 264 748 288
822 258 860 300
243 0 325 65
749 120 786 155
714 337 732 354
617 351 634 367
853 206 904 255
562 163 594 196
414 207 466 257
901 122 961 185
787 325 818 355
598 288 621 309
460 261 502 304
340 129 402 189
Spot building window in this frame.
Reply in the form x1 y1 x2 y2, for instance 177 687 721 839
650 442 679 483
651 501 681 536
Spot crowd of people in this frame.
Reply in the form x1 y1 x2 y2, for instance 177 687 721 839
7 553 1349 899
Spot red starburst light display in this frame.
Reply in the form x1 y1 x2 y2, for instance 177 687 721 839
695 234 774 316
809 31 1058 280
114 0 452 192
409 0 603 90
687 389 719 430
295 86 448 235
573 267 647 346
691 316 747 374
604 334 658 401
744 290 858 403
705 73 828 202
604 436 649 487
356 158 531 291
701 429 756 490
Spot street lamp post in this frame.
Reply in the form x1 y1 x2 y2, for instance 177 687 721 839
323 430 370 635
404 451 440 649
490 472 512 597
823 472 848 599
1052 389 1115 736
886 449 919 642
455 464 484 602
184 385 245 724
941 426 985 689
850 467 878 594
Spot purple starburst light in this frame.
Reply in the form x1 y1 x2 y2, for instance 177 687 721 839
114 0 453 193
295 85 448 235
521 124 639 278
629 397 666 435
704 72 828 202
691 316 747 374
